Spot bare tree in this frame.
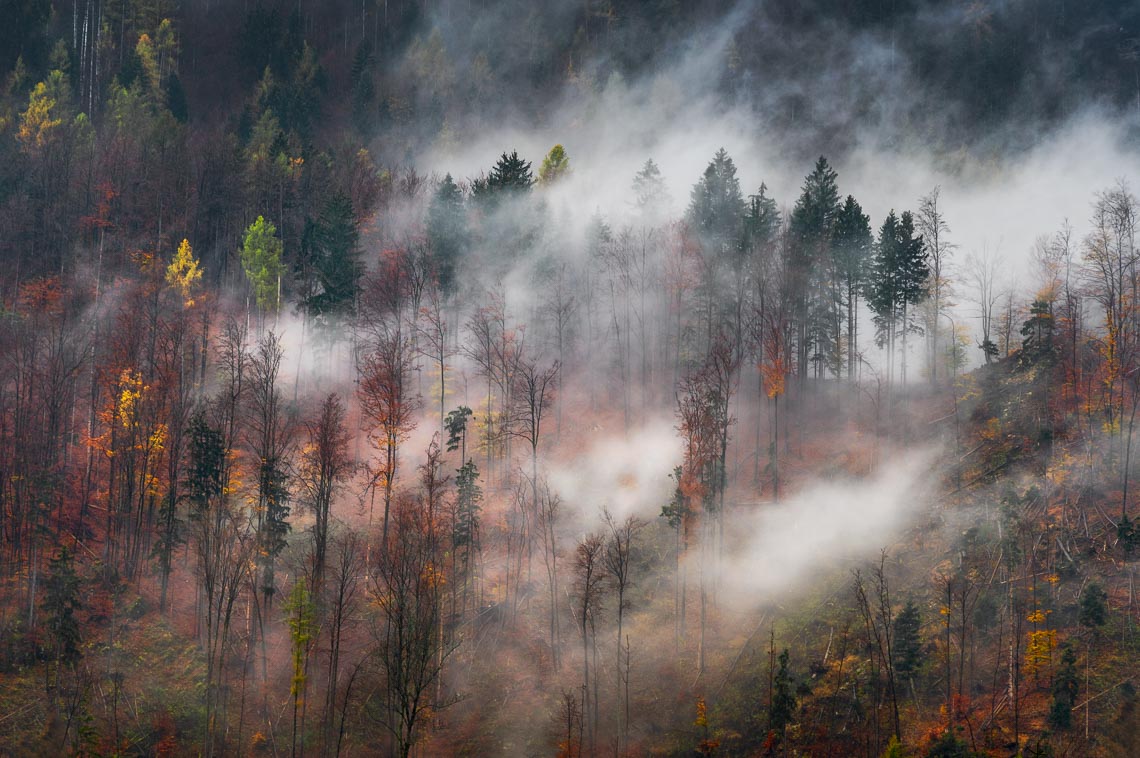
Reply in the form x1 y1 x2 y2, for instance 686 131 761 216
299 393 353 591
370 489 455 758
511 355 559 571
417 282 453 436
358 324 420 553
186 408 252 757
246 330 294 607
964 249 1003 364
574 532 606 756
555 688 583 758
603 508 644 753
464 290 522 483
1084 182 1140 502
537 477 563 670
852 553 901 748
322 529 365 758
541 262 578 436
917 187 956 382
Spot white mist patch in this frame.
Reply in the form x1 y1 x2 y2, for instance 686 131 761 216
714 447 938 608
547 417 682 523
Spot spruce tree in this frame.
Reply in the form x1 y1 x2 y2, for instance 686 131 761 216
303 193 361 317
632 158 669 217
427 174 467 296
686 147 746 262
473 150 534 205
789 157 842 380
832 195 873 377
1048 643 1079 730
769 648 797 741
43 546 82 668
686 148 747 346
893 600 923 686
868 209 928 384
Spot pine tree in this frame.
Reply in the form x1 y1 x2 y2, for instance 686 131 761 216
454 459 483 552
789 157 842 381
895 210 929 384
1019 299 1056 366
893 600 923 685
1048 643 1079 730
43 546 82 669
868 210 928 384
1079 583 1107 629
686 147 745 263
427 174 467 296
303 193 361 317
473 149 534 205
769 648 797 742
832 195 873 377
632 158 669 217
744 184 780 252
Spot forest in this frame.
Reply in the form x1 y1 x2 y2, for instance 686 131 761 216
2 0 1140 756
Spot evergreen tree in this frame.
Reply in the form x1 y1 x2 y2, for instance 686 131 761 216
895 211 930 333
473 149 534 205
445 406 473 459
868 213 902 356
788 157 842 380
258 455 291 601
43 546 82 668
427 174 467 296
632 158 669 217
1048 643 1079 730
302 193 361 318
489 150 534 190
350 42 375 137
744 184 780 252
165 72 188 122
1019 299 1056 366
832 195 873 377
925 730 982 757
454 459 483 552
1079 583 1108 629
185 409 225 519
686 147 746 264
893 600 923 683
686 148 747 350
868 209 928 384
769 648 797 741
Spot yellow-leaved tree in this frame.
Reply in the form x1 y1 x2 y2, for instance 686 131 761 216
166 238 202 307
17 72 66 156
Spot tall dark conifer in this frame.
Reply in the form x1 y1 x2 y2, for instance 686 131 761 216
686 149 747 354
789 157 842 381
302 193 361 318
868 210 928 385
833 195 873 378
427 174 467 296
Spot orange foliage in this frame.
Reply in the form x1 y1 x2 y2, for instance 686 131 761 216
16 276 63 315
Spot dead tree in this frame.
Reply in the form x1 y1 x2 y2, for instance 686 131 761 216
574 532 607 756
603 508 645 753
299 393 353 592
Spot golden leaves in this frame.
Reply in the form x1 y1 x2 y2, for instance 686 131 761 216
165 238 202 307
17 80 62 154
